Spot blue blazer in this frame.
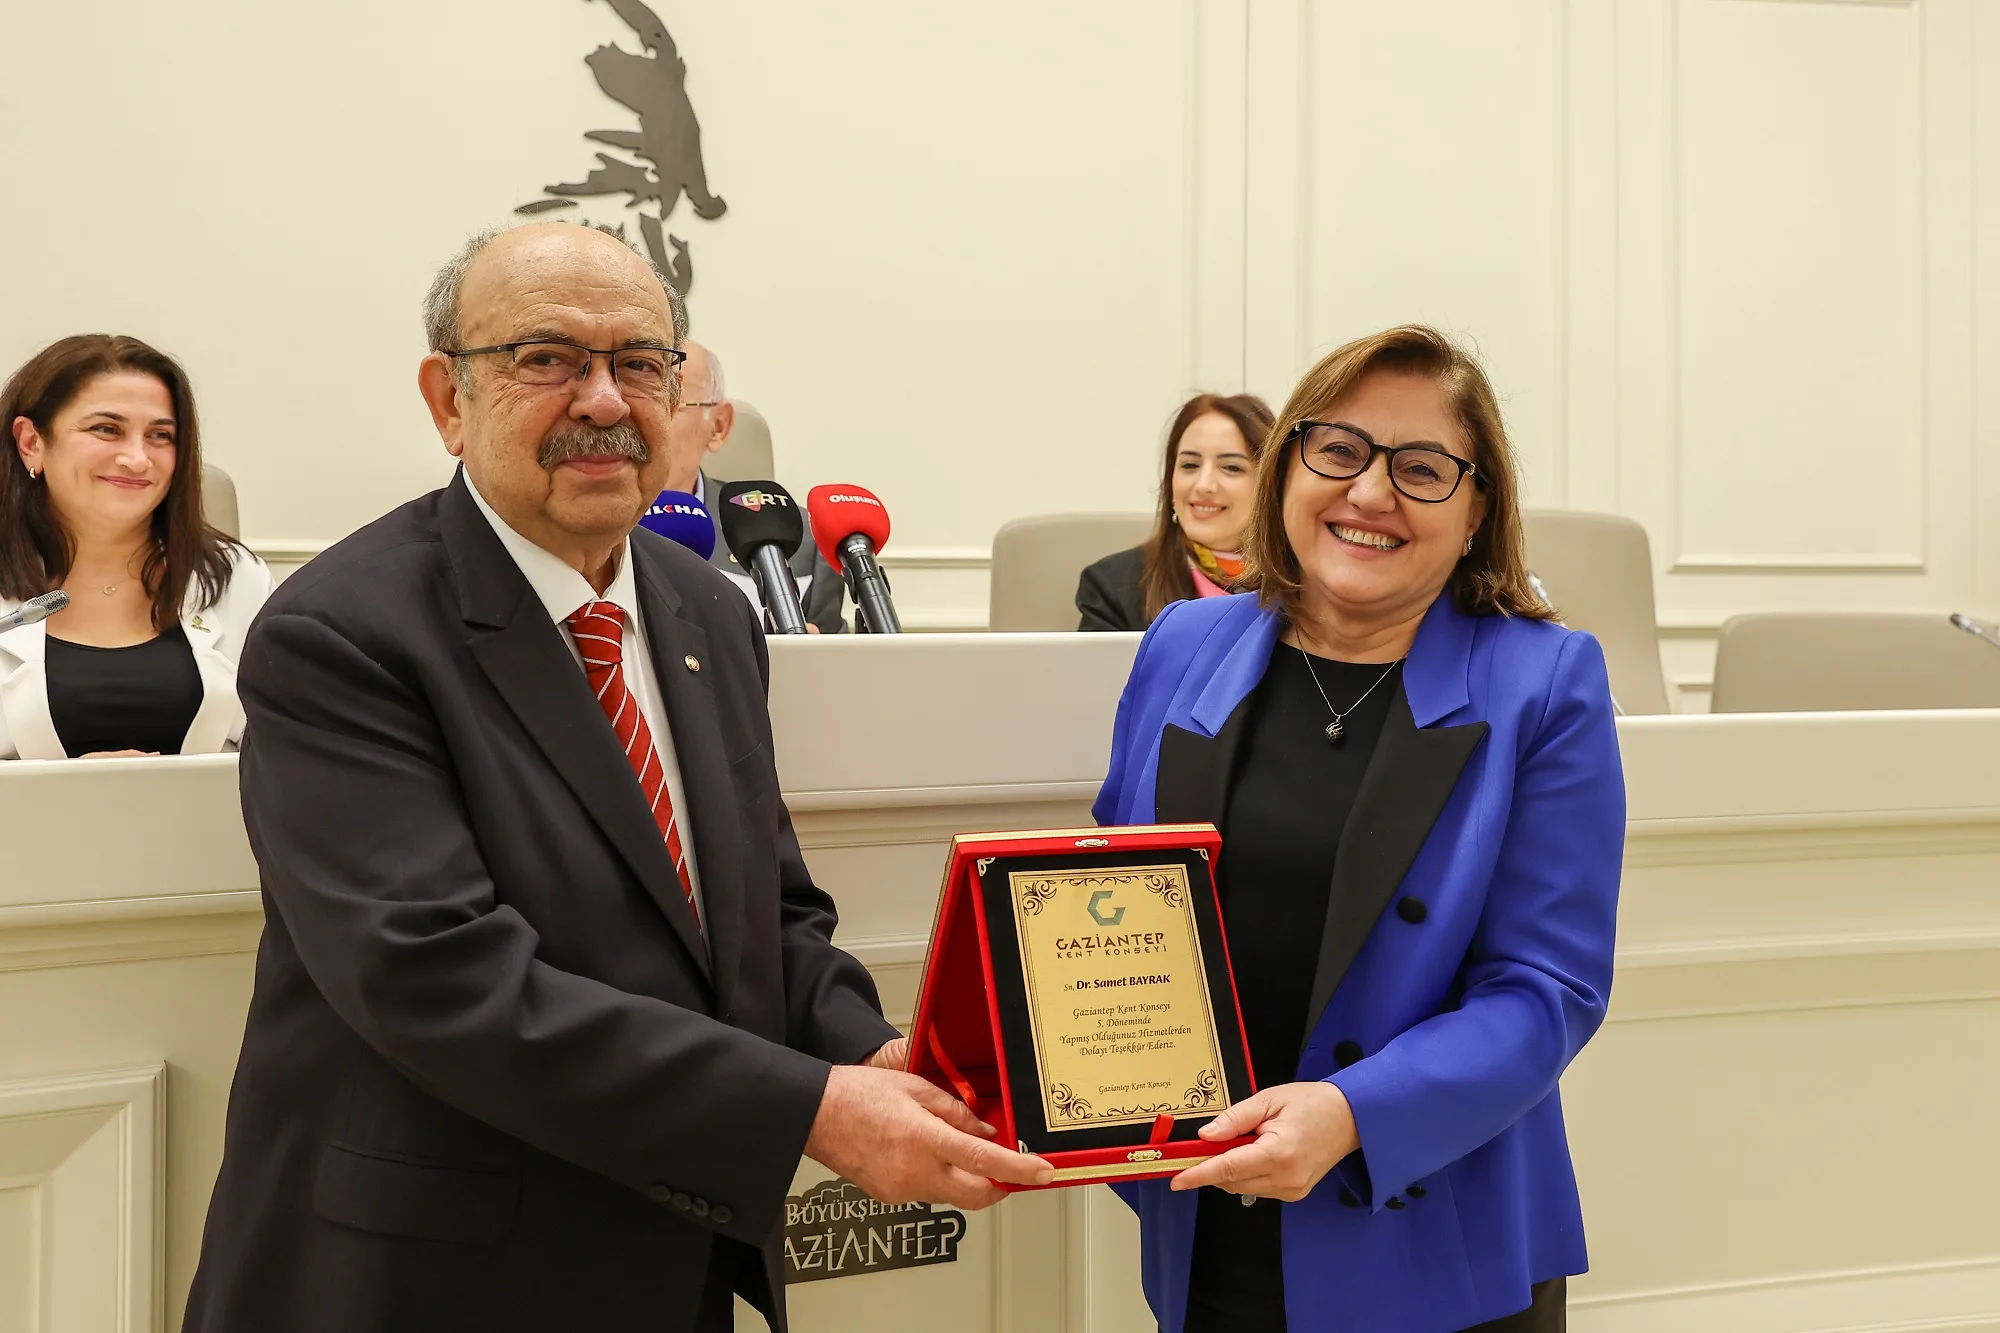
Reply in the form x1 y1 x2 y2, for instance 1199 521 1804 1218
1093 590 1624 1333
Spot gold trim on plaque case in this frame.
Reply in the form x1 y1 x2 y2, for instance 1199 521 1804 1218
1045 1154 1215 1183
948 824 1216 847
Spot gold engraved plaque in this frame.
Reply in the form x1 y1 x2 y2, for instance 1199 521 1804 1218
1009 864 1228 1132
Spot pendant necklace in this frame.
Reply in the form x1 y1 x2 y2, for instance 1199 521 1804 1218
1299 650 1403 745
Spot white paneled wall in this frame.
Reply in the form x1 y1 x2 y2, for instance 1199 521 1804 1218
0 1066 164 1333
3 0 1997 678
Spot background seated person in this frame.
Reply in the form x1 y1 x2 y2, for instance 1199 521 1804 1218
1076 392 1274 631
663 340 846 633
0 334 271 759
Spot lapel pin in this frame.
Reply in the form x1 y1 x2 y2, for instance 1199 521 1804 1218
191 615 209 631
684 654 701 673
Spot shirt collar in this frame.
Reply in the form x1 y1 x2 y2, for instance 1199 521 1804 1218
465 472 641 627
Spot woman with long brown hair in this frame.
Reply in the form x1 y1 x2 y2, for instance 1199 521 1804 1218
1093 326 1622 1331
1075 392 1275 631
1 334 271 759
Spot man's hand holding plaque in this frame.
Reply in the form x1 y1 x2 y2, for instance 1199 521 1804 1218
805 1062 1055 1209
907 825 1258 1190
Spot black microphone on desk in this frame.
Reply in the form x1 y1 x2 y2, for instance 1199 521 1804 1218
714 481 810 634
0 591 70 632
1950 613 2000 655
806 484 902 634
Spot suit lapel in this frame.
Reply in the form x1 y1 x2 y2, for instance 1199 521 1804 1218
445 478 712 981
631 540 745 1014
0 621 66 759
1153 700 1252 828
1301 685 1487 1052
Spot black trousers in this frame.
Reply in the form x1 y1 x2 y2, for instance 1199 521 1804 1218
1181 1190 1565 1332
693 1239 761 1333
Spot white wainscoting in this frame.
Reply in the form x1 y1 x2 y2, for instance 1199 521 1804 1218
4 637 2000 1331
0 1066 165 1333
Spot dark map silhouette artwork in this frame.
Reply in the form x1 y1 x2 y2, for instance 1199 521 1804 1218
518 0 723 294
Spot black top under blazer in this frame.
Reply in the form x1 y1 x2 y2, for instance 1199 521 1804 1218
1076 544 1150 631
182 472 899 1333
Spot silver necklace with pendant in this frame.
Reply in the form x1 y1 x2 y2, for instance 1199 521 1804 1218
1299 650 1403 745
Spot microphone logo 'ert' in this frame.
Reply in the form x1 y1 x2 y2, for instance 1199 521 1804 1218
728 490 792 512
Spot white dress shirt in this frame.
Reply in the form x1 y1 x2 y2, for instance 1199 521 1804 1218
466 477 705 923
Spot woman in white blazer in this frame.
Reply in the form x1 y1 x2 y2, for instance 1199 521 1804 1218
1 334 271 760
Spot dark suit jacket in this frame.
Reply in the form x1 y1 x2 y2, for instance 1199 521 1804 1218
183 472 899 1333
700 471 847 633
1075 545 1149 632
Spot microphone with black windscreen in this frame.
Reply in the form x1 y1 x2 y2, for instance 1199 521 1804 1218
714 481 810 634
806 484 901 634
638 489 717 560
0 591 70 633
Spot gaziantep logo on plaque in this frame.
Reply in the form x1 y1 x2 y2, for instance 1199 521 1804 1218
783 1178 966 1283
518 0 725 294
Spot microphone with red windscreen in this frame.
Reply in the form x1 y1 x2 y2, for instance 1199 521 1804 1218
805 485 902 634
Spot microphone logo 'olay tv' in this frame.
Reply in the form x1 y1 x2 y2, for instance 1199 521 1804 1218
727 490 792 513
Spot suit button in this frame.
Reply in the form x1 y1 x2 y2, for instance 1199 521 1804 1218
1333 1040 1364 1069
672 1192 692 1212
723 1010 737 1024
1407 1184 1427 1199
1338 1187 1361 1209
1385 1196 1406 1210
713 1205 734 1225
1396 897 1428 924
648 1184 673 1205
692 1197 711 1218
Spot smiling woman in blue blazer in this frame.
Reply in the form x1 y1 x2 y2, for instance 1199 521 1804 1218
1093 325 1624 1333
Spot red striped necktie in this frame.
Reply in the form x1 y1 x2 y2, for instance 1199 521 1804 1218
565 601 699 931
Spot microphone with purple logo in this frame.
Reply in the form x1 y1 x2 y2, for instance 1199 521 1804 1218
638 489 717 561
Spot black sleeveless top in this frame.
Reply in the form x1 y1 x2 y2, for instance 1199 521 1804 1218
47 625 204 756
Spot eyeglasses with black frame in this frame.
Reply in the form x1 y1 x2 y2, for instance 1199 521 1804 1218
1288 421 1480 503
446 340 688 397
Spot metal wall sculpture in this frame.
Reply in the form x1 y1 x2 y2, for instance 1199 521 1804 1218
518 0 723 294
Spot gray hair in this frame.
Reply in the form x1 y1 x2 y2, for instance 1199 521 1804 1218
421 223 690 399
702 345 725 402
683 341 726 404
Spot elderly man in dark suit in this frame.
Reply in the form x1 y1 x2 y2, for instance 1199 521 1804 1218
660 339 847 633
182 221 1049 1333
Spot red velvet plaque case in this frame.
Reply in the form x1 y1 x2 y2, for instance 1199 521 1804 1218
907 824 1257 1190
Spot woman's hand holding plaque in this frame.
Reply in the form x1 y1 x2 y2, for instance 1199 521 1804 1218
1170 1081 1361 1203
